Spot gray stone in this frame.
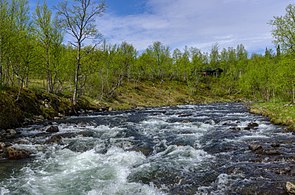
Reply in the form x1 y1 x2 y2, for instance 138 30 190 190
5 146 31 160
249 144 263 151
286 182 295 195
6 129 17 138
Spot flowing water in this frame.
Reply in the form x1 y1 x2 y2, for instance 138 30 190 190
1 103 295 194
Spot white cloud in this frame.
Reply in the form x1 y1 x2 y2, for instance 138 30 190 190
96 0 293 53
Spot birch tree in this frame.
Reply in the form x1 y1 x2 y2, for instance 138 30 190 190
56 0 105 105
35 1 63 93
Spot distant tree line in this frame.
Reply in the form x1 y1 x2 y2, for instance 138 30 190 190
0 0 294 104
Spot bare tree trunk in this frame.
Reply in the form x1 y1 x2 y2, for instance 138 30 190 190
46 45 52 92
73 43 81 106
0 39 2 87
292 84 295 104
0 63 2 87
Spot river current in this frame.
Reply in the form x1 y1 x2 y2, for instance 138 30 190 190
0 103 294 194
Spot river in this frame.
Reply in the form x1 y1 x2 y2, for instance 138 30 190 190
0 103 294 194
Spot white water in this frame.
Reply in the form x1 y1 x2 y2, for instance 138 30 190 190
1 103 294 194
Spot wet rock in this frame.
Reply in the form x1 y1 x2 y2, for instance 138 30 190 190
275 167 291 175
271 143 280 148
178 113 193 117
133 147 153 156
0 142 6 152
7 129 17 138
229 127 241 131
249 144 263 151
45 135 63 144
180 120 191 123
5 146 31 160
264 149 280 155
46 125 59 133
244 122 259 130
65 140 96 152
286 182 295 195
0 129 5 135
79 131 95 137
153 140 167 154
0 129 19 139
34 115 45 122
100 107 109 112
15 138 30 144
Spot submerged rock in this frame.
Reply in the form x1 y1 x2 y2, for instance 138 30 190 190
46 125 59 133
178 113 193 117
263 149 281 155
286 182 295 195
45 134 63 144
271 142 281 148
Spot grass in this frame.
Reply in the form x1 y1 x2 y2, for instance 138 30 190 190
4 79 292 130
250 101 295 131
104 80 243 110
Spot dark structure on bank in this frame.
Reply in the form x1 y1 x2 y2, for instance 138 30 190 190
201 68 223 77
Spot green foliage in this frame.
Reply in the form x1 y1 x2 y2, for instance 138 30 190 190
270 4 295 53
251 102 295 131
0 0 294 111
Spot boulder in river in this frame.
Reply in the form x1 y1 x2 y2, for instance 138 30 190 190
5 146 31 160
229 127 241 131
45 134 63 144
244 122 259 130
248 144 263 151
0 142 6 154
286 182 295 195
0 129 18 139
46 125 59 133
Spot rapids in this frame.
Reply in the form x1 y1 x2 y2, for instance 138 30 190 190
0 103 294 194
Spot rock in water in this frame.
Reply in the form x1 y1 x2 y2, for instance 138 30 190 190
248 144 263 151
6 129 17 138
286 182 295 195
5 146 31 160
45 134 63 144
244 122 259 130
46 125 59 133
0 142 6 152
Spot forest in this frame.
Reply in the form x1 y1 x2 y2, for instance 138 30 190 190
0 0 295 107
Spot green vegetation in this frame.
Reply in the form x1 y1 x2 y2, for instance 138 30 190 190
250 102 295 131
105 80 242 110
0 0 294 130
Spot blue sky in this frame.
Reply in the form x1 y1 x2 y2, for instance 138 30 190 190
30 0 294 53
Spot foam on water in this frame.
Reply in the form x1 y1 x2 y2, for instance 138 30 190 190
1 103 294 194
1 146 165 195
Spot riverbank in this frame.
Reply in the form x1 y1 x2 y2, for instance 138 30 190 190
105 80 241 110
250 102 295 131
0 87 97 129
1 81 294 131
0 80 242 129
